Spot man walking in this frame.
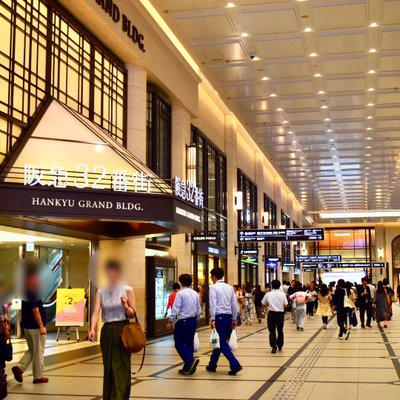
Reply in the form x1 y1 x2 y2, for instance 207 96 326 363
262 280 288 353
357 277 372 328
206 268 242 375
167 274 201 376
12 267 48 384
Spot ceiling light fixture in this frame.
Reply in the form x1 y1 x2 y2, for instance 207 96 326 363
369 22 379 28
309 52 318 57
314 73 322 77
319 210 400 219
226 2 236 8
276 107 283 111
367 103 374 106
366 127 372 130
261 76 269 80
270 93 277 97
251 56 260 61
318 90 325 94
241 32 249 37
367 116 373 119
321 105 328 109
304 27 313 32
369 48 377 53
367 88 375 91
368 69 376 74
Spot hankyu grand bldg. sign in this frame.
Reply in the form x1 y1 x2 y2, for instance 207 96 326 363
0 98 203 236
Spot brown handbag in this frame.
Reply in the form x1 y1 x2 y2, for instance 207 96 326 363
121 313 146 354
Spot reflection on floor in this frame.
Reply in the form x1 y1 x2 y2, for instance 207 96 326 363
5 304 400 399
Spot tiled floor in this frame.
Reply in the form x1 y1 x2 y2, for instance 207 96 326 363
5 304 400 399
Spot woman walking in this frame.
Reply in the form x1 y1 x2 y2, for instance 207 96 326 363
253 285 265 323
344 281 357 329
306 283 318 319
315 284 333 329
89 260 137 400
374 281 391 328
289 285 309 331
243 282 254 325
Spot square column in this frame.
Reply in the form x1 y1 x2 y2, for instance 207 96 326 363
126 64 147 162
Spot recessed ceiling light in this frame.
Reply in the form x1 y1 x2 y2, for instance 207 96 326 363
292 140 297 144
366 153 371 156
324 118 330 121
369 48 377 53
314 73 322 77
241 32 249 37
326 129 332 132
366 127 372 130
367 103 374 107
283 120 289 124
304 27 313 32
309 52 318 57
366 137 373 140
251 56 260 61
367 88 375 91
226 2 236 8
367 116 373 119
270 93 277 97
369 22 379 28
366 145 371 149
288 130 293 134
368 69 376 74
321 105 328 109
276 107 283 111
329 138 335 142
261 76 269 80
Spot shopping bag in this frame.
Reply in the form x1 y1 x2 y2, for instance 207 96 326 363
236 314 242 327
229 329 238 351
209 329 220 349
193 332 201 352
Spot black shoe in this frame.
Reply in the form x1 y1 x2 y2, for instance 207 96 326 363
12 366 23 383
297 327 300 331
345 330 351 341
299 327 304 331
361 324 366 329
366 324 372 328
178 369 189 375
228 365 243 376
188 358 200 375
271 347 277 354
206 365 217 373
278 346 283 351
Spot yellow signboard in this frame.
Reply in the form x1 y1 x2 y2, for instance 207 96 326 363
56 288 86 327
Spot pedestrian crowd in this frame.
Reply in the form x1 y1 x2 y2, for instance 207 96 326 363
1 263 399 400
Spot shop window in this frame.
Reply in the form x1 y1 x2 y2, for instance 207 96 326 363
0 0 126 165
146 86 171 179
237 170 258 229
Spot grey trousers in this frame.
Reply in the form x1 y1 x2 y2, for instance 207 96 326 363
18 329 46 379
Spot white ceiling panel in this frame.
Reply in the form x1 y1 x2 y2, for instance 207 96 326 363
255 38 305 59
321 57 367 75
317 33 367 55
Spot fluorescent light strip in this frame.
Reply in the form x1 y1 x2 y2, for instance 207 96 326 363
319 210 400 219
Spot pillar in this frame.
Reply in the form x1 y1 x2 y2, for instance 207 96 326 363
255 152 265 287
225 115 238 284
170 102 192 275
126 64 147 162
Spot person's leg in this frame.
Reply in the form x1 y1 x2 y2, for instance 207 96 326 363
322 316 328 325
18 329 34 373
216 315 240 370
297 309 306 328
31 330 46 380
111 323 131 400
359 304 366 326
310 302 314 317
366 304 372 326
276 313 285 350
174 319 196 371
100 324 114 400
337 309 347 337
267 312 277 350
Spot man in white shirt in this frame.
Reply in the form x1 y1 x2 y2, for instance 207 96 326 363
262 280 288 353
207 268 242 376
167 274 201 375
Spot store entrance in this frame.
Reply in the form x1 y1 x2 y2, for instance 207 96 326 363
0 226 90 338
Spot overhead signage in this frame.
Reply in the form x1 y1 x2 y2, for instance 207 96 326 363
192 232 219 242
266 260 278 269
174 177 204 209
302 262 387 269
295 255 342 263
267 257 281 262
282 263 294 272
240 249 259 256
238 228 324 243
94 0 145 52
196 242 227 258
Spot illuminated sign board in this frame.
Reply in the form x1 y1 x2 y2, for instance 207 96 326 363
302 262 387 269
192 232 219 242
238 228 324 243
295 255 342 263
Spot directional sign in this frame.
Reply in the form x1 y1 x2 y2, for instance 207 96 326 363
295 255 342 263
240 249 259 256
238 228 324 243
302 262 387 269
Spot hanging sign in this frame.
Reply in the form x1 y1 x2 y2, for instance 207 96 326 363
56 288 86 327
174 177 204 208
238 228 324 243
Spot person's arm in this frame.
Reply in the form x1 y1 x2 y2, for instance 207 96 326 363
89 292 101 341
231 289 238 328
209 287 217 328
167 292 181 330
122 286 136 318
196 293 201 320
261 293 268 310
32 306 46 335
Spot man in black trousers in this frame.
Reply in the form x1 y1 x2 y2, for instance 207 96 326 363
357 277 372 328
261 280 288 353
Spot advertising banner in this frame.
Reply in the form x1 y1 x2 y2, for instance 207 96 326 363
56 288 86 327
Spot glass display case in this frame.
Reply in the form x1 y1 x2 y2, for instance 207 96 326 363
146 256 177 337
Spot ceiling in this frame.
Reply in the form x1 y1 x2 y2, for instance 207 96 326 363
151 0 400 216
